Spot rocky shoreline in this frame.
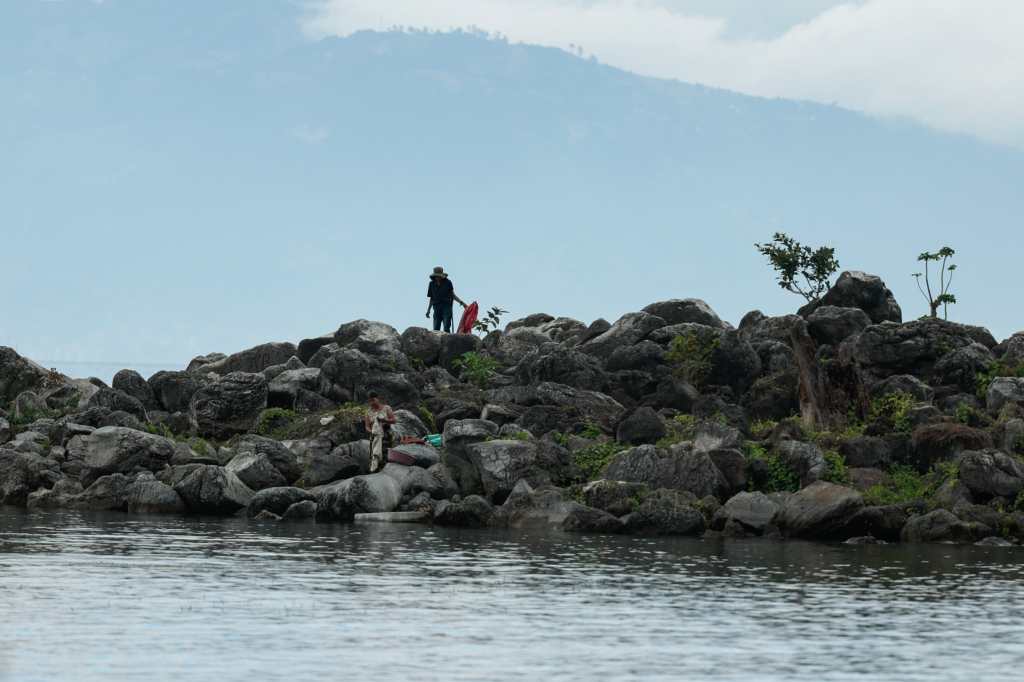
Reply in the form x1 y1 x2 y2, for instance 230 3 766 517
3 271 1024 546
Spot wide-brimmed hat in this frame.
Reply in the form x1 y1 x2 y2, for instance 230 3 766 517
430 266 448 279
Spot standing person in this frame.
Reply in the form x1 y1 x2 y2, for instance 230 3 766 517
426 266 466 333
363 392 396 473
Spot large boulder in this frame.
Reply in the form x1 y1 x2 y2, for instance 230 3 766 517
173 465 255 514
189 372 268 439
111 369 158 410
0 450 60 506
440 419 498 495
297 440 370 487
400 327 443 366
604 444 728 499
380 463 450 500
616 407 666 445
491 482 593 530
533 382 625 427
707 331 762 395
581 479 649 516
774 481 864 539
316 472 402 521
0 347 50 406
225 452 287 491
86 387 148 421
191 342 298 376
296 334 336 365
76 426 177 486
516 345 607 392
247 487 318 518
464 439 573 504
801 271 902 324
433 495 494 527
335 320 403 357
622 489 706 536
987 377 1024 414
267 368 322 409
710 491 780 536
959 450 1024 499
842 318 996 382
579 312 668 361
0 417 10 445
232 434 302 484
774 441 827 486
387 443 440 469
901 509 977 543
148 370 208 413
933 343 996 392
806 306 872 346
642 299 728 329
72 472 185 513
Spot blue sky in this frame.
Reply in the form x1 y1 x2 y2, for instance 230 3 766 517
2 1 1022 380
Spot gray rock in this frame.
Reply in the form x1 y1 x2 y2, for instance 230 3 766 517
247 487 318 518
0 417 11 445
807 306 872 346
710 491 780 535
933 343 996 392
267 368 321 409
581 479 649 516
622 489 706 536
191 342 298 375
562 506 625 534
77 426 177 486
282 500 318 520
975 536 1015 547
516 345 607 392
400 327 443 366
433 495 494 527
987 377 1024 414
173 465 255 514
708 449 748 497
775 481 864 539
112 369 158 410
616 407 666 445
296 334 336 364
298 440 370 487
440 419 499 495
189 372 268 439
580 312 668 360
232 434 302 484
606 341 666 372
801 271 902 324
0 346 50 406
604 444 728 499
870 374 934 403
534 382 625 427
775 441 827 487
316 472 402 521
901 509 976 543
491 482 587 530
438 333 482 372
225 451 287 491
842 318 994 381
0 450 60 506
577 318 612 346
125 473 186 513
642 299 728 329
708 331 763 395
464 439 546 504
148 370 208 413
959 449 1024 499
86 387 148 421
14 391 48 421
335 320 403 357
839 436 896 469
392 409 429 441
380 463 450 500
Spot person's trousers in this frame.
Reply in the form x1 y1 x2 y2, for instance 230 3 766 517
432 302 454 333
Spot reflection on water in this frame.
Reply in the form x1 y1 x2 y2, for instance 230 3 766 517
1 508 1022 681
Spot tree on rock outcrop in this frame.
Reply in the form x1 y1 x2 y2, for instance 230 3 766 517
755 232 839 302
913 246 958 320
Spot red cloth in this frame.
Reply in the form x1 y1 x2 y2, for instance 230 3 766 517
457 302 479 335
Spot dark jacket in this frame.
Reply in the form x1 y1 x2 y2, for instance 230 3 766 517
428 278 455 305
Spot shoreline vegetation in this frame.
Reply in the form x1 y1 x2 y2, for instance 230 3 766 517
3 270 1024 546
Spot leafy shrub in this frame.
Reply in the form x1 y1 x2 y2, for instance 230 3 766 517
656 414 698 449
862 462 959 506
255 408 297 437
578 422 603 439
754 232 839 302
976 360 1024 400
869 392 915 433
573 442 626 480
667 332 719 387
750 419 778 441
822 450 850 485
745 442 799 493
417 403 437 433
143 422 174 439
452 351 501 388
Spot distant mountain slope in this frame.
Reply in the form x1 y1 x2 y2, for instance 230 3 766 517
2 8 1022 366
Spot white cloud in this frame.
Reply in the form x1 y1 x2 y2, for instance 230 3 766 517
304 0 1024 148
290 124 330 144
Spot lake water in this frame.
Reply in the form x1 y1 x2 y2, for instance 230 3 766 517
1 508 1022 682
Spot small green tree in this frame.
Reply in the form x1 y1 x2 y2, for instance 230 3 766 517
913 246 957 319
473 306 509 335
755 232 839 302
